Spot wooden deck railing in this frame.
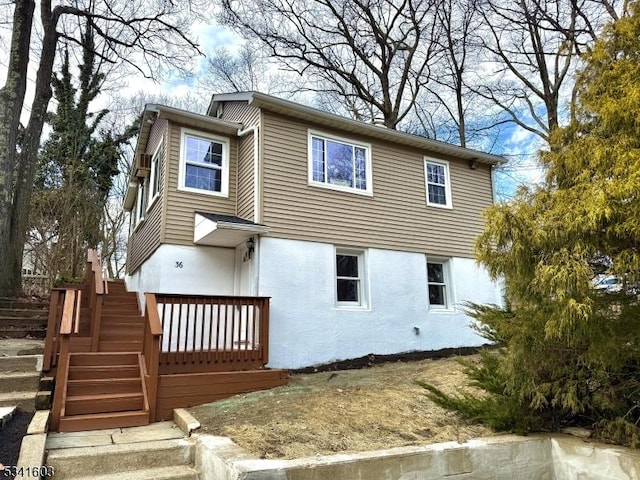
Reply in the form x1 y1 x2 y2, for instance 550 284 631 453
142 294 270 375
43 289 66 371
85 249 107 350
50 289 82 430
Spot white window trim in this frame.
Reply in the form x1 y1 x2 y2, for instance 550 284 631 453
308 130 373 196
178 128 230 197
135 179 147 227
424 158 453 209
147 140 163 211
334 247 369 309
426 257 454 311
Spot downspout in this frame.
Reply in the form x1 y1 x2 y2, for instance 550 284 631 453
490 165 497 204
238 126 260 296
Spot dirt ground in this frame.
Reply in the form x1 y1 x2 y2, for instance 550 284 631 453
189 355 495 459
0 409 34 476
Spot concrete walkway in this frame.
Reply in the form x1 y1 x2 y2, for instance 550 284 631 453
46 421 185 450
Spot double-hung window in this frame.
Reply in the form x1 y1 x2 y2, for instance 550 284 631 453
148 142 163 206
425 158 452 208
135 179 147 225
427 260 450 309
309 131 372 195
179 129 229 197
335 248 367 307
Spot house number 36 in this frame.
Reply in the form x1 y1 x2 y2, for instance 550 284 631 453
175 261 183 268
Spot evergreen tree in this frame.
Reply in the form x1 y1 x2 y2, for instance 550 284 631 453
29 26 132 282
424 4 640 446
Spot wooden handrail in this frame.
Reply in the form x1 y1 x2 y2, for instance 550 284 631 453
86 249 106 351
43 290 63 372
50 289 81 430
145 293 163 336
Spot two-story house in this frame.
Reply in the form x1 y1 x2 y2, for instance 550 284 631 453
123 92 505 370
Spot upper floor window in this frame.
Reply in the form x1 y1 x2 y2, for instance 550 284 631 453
136 179 147 224
179 128 229 197
148 141 163 204
308 131 372 195
425 158 452 208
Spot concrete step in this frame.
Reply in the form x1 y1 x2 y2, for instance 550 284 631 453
0 298 49 310
72 465 198 480
46 438 194 478
0 325 47 338
0 316 48 325
0 371 41 391
0 308 48 317
0 390 37 410
0 354 42 372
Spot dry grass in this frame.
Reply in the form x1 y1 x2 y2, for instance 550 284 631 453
189 355 495 459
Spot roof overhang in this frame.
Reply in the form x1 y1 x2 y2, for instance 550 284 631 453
194 212 270 248
209 92 507 166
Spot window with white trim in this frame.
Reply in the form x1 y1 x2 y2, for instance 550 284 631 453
309 131 372 194
148 141 163 205
135 179 147 224
425 159 452 208
427 260 450 308
179 129 229 196
335 248 367 307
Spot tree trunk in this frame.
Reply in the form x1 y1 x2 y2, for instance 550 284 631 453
0 0 36 297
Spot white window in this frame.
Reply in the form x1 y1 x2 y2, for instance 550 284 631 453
148 141 163 206
427 260 450 309
135 179 147 224
179 129 229 197
335 248 367 307
425 158 452 208
309 131 372 195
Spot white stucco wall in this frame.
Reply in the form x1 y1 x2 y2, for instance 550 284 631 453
126 243 236 309
258 237 503 369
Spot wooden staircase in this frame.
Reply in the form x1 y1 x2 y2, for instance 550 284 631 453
52 276 151 432
98 280 144 353
58 352 149 432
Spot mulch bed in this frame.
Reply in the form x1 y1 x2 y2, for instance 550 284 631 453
0 409 34 476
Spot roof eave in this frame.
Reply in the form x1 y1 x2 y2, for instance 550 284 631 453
245 92 507 166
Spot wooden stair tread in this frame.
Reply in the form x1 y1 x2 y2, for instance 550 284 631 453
58 410 149 432
67 392 143 402
67 377 142 396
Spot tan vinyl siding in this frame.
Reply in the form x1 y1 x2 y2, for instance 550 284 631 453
261 111 493 258
236 133 255 220
163 122 238 245
146 119 167 154
219 101 260 127
126 123 167 273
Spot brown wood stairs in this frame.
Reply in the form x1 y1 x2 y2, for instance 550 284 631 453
50 279 150 432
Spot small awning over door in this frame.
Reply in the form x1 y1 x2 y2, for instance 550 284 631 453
194 212 270 247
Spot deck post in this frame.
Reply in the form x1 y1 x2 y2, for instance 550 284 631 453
43 290 62 372
143 293 162 422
